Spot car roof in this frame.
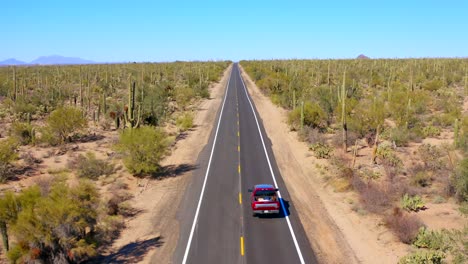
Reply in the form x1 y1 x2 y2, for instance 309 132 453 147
254 184 275 189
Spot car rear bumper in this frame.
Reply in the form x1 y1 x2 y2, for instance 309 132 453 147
253 209 280 214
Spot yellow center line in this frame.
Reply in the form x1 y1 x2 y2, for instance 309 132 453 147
238 165 241 173
237 131 240 137
240 236 245 256
239 192 242 204
238 146 240 152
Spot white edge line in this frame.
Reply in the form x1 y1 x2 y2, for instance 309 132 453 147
238 65 306 264
181 66 233 264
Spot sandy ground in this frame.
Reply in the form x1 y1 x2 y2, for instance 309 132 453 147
239 66 414 264
105 64 232 263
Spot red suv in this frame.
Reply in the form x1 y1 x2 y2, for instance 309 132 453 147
248 184 280 216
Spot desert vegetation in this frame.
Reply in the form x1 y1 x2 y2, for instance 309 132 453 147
241 58 467 263
0 61 230 262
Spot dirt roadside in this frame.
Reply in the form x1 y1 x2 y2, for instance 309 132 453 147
107 64 232 263
239 65 411 264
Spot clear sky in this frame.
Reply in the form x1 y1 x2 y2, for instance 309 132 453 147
1 0 467 62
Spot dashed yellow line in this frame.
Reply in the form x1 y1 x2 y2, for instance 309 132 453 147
238 146 240 152
237 131 240 137
239 192 242 204
238 165 241 173
240 236 245 256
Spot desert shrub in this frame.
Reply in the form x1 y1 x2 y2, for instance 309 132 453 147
176 112 194 132
36 126 61 146
9 122 35 145
418 144 444 171
174 85 195 110
0 138 19 183
422 79 444 91
115 126 172 175
68 152 114 180
12 100 37 120
385 127 411 147
452 158 468 202
433 196 446 204
331 130 359 149
411 171 432 187
455 116 468 152
46 106 87 144
0 138 19 165
413 227 449 251
376 142 402 167
444 227 468 263
432 113 458 128
288 101 326 130
297 126 326 144
107 190 133 216
20 152 42 167
359 182 392 213
309 142 333 159
399 250 445 264
95 215 125 244
422 125 441 138
385 208 424 244
401 194 425 212
4 180 100 263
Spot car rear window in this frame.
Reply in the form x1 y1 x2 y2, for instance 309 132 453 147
254 190 276 196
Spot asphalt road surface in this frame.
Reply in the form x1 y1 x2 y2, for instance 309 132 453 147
174 63 318 264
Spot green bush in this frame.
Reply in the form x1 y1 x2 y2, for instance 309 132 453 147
414 228 449 251
432 113 459 128
37 126 61 146
288 102 326 130
422 79 444 91
411 171 432 187
174 85 196 110
9 122 35 145
176 112 194 132
422 125 441 138
12 100 37 120
2 180 100 263
46 106 87 144
68 152 114 180
0 138 19 165
115 126 172 175
452 158 468 202
387 127 411 147
401 194 425 212
0 138 19 183
376 143 402 167
418 144 444 171
399 250 445 264
455 116 467 152
309 143 333 159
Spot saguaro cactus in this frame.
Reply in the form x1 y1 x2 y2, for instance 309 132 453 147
124 80 141 129
454 118 459 148
341 70 348 152
300 101 304 130
13 66 17 101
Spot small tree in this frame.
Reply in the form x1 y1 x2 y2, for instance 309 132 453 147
115 126 172 175
46 106 87 143
0 138 19 182
287 101 326 130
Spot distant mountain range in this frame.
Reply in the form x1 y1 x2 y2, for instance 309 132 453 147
0 55 95 66
357 54 370 59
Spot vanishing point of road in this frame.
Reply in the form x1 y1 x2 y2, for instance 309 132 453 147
173 63 318 264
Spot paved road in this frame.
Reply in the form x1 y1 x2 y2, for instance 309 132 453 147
174 63 317 264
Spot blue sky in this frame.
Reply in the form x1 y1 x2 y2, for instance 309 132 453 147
1 0 467 62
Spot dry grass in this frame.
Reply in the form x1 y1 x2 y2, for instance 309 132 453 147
384 208 424 244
